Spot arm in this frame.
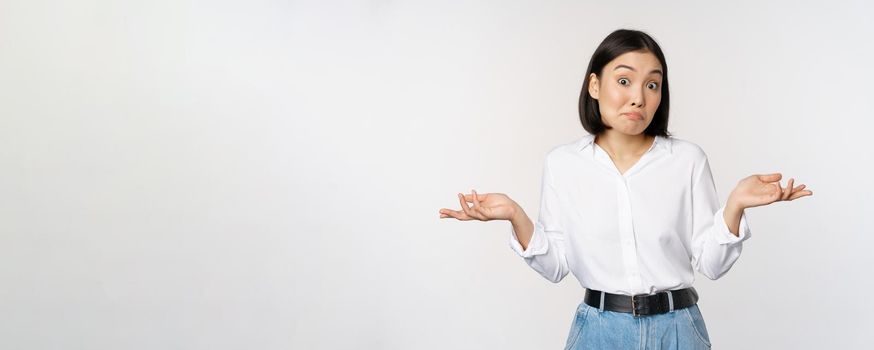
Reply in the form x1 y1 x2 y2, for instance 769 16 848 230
508 156 570 283
690 148 814 279
510 206 535 250
722 201 745 238
690 156 752 280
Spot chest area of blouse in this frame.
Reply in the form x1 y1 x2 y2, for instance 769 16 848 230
550 153 694 241
552 151 690 196
610 158 640 176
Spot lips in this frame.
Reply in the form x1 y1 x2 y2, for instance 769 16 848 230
622 112 643 120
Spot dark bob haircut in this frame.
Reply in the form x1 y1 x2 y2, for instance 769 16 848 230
579 29 672 137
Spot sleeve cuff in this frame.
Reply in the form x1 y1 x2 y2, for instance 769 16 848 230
508 223 548 258
713 205 752 245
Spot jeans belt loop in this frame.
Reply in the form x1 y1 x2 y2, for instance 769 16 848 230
599 291 605 312
666 290 674 312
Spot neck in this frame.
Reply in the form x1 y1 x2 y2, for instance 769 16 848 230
594 131 655 159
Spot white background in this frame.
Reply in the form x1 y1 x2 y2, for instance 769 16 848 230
1 0 872 349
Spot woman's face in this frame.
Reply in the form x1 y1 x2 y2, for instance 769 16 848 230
588 50 663 136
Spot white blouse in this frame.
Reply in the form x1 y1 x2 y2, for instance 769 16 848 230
509 134 751 295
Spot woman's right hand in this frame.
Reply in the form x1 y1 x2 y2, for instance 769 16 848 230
439 189 519 221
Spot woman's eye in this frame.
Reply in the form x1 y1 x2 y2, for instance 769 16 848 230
647 82 659 89
618 78 630 85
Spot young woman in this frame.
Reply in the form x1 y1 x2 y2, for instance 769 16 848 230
438 29 812 350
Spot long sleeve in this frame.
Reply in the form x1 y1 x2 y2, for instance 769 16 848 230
508 156 570 283
690 155 752 280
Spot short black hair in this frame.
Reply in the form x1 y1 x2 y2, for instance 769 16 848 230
578 29 672 137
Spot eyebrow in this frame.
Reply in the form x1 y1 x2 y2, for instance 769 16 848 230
613 64 663 76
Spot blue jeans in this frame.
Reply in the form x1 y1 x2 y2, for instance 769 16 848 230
564 300 712 350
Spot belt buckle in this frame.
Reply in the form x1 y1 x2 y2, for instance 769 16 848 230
631 295 641 317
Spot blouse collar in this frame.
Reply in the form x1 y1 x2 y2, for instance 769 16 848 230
577 133 673 156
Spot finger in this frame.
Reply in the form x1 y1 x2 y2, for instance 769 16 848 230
462 193 488 202
458 193 473 216
459 192 485 220
442 208 470 220
788 184 806 197
782 178 794 200
787 190 813 201
757 173 782 182
771 183 783 201
438 208 451 219
469 189 483 219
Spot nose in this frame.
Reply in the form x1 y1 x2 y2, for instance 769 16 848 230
630 86 644 108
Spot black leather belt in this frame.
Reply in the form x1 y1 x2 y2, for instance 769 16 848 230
584 287 699 317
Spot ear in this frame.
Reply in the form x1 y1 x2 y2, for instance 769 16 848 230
587 73 600 100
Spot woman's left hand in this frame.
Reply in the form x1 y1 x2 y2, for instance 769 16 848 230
728 173 813 209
